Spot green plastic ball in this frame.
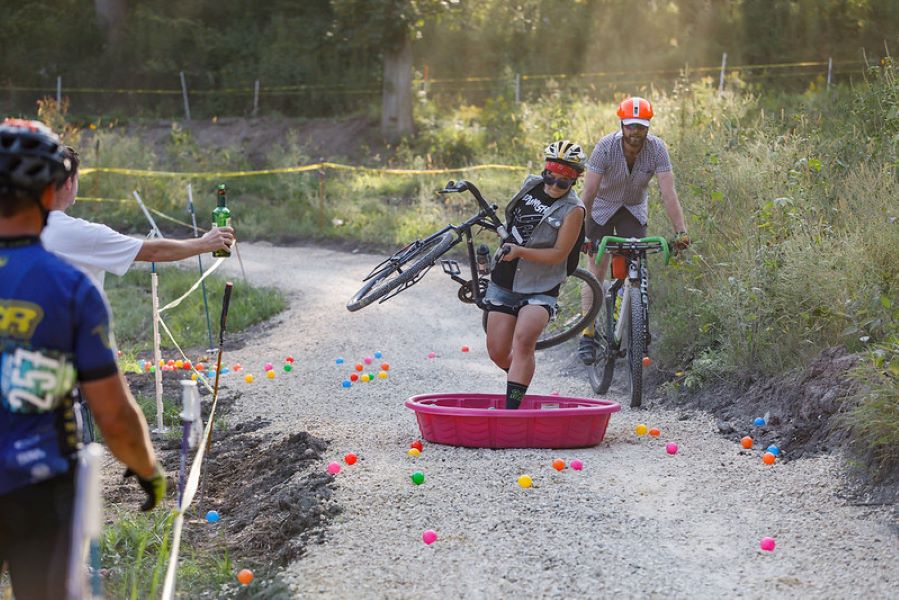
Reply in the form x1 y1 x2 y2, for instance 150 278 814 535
411 471 425 485
283 364 292 372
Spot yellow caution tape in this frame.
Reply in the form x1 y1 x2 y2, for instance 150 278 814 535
79 161 527 179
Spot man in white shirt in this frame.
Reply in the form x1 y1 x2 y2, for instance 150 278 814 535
41 146 235 288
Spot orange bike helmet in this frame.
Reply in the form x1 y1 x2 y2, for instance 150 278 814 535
617 97 654 127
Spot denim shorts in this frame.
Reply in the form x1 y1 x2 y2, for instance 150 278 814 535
483 282 558 321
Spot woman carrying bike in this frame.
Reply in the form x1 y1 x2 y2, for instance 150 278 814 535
485 141 587 409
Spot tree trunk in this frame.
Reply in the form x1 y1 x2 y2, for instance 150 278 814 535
381 33 414 142
94 0 128 49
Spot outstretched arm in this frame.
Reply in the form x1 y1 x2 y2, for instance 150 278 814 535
135 226 235 262
657 171 687 233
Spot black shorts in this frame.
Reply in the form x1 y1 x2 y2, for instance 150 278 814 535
0 472 76 600
587 207 647 252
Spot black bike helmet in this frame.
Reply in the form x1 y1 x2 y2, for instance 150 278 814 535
0 119 69 197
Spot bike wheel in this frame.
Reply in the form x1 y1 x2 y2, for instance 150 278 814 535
346 231 456 312
589 291 617 395
479 268 603 351
626 285 645 408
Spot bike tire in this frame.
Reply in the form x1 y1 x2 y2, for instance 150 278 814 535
590 292 617 395
627 285 645 408
480 268 603 351
346 231 456 312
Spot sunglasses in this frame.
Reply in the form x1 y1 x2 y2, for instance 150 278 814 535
542 171 574 189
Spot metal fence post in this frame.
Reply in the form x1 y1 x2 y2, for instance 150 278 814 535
253 79 260 117
718 52 727 95
515 73 521 103
57 76 62 105
179 71 192 121
827 57 833 90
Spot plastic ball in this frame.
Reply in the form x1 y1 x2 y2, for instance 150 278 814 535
754 417 766 427
517 475 533 489
205 510 220 523
767 445 780 456
570 459 584 471
552 459 565 472
411 471 425 485
427 352 436 359
344 452 358 465
350 373 359 382
642 356 652 366
355 363 364 372
183 361 192 370
635 424 648 436
264 362 273 372
221 368 230 375
407 448 421 457
363 357 373 365
649 427 661 438
149 366 155 373
336 357 345 365
327 462 341 475
422 529 438 545
741 436 754 449
461 345 470 352
283 364 293 372
229 363 237 371
285 355 295 364
175 360 184 369
341 379 351 388
378 371 388 380
167 359 174 366
266 370 275 379
244 374 254 383
762 452 776 465
760 537 776 552
237 569 254 585
195 363 205 372
191 373 199 381
410 440 424 452
359 374 369 382
380 363 390 371
374 351 383 359
666 442 679 455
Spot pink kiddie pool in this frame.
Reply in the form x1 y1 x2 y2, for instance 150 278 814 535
405 393 621 449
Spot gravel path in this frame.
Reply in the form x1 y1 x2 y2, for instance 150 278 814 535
213 242 897 600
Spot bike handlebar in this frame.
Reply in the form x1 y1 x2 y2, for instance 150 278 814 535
595 235 671 265
439 180 508 239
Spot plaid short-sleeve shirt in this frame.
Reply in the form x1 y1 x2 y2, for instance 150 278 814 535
585 131 672 226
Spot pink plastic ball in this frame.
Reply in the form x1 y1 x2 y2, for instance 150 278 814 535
264 362 273 372
760 537 776 552
326 462 341 475
666 442 679 455
363 357 373 365
427 352 436 359
570 459 584 471
422 529 438 545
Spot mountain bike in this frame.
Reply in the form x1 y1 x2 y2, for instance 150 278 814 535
588 235 671 407
346 180 603 350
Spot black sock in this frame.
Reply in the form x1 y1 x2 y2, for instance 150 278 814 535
505 381 528 410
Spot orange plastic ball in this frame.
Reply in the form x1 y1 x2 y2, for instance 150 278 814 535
551 458 565 471
741 436 753 449
762 452 776 465
642 356 652 366
195 363 205 372
649 427 661 437
237 568 254 585
355 363 364 372
380 363 390 371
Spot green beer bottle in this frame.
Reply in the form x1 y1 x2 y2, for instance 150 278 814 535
212 183 231 258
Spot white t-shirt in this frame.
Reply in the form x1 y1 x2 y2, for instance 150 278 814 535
41 211 143 288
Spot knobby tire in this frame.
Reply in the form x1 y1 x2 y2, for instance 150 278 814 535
627 285 645 408
346 231 456 312
590 290 617 395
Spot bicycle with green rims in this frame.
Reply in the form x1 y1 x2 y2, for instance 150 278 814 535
589 235 671 408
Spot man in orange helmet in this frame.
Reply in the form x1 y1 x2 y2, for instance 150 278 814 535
577 96 690 365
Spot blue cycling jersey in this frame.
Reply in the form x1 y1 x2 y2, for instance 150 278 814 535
0 237 118 495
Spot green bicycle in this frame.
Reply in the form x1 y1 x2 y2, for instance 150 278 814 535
589 236 671 408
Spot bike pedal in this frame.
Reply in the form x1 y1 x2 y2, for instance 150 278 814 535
441 259 461 275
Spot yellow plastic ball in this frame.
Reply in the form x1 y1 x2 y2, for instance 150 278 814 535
266 370 276 379
175 360 184 369
635 423 648 436
517 475 533 488
244 374 254 383
407 448 421 457
191 372 198 381
378 371 388 379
